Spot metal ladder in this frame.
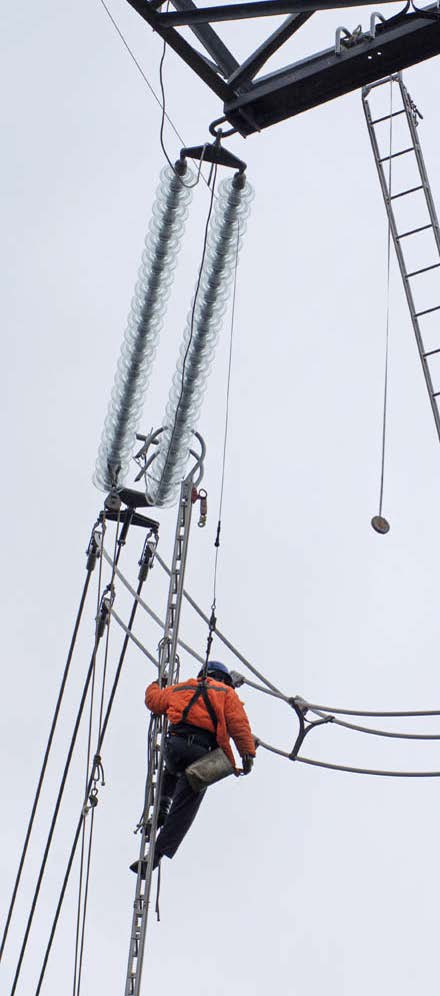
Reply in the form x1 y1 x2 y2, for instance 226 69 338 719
363 73 440 442
124 437 205 996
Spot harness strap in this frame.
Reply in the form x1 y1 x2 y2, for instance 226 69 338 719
181 681 218 731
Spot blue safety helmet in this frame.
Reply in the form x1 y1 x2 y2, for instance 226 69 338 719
198 661 233 686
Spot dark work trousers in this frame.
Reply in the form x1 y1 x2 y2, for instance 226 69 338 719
155 735 212 861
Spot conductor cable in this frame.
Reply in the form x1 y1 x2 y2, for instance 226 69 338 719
0 516 104 964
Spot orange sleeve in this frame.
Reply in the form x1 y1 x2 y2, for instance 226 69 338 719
224 689 256 757
145 681 170 715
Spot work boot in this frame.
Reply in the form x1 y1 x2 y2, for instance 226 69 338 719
157 795 173 827
141 796 173 840
129 850 161 878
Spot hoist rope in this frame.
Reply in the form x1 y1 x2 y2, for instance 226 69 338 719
34 563 150 994
378 79 394 518
257 738 440 778
156 551 299 697
212 220 240 611
0 546 97 962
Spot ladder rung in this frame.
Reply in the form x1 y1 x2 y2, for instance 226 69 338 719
432 392 440 398
424 348 440 358
380 147 414 162
415 305 440 318
397 223 432 240
390 185 423 201
371 109 405 125
407 262 440 278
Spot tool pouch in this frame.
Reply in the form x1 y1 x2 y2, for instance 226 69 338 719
185 748 234 793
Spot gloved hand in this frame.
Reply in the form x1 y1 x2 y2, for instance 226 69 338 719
242 754 254 775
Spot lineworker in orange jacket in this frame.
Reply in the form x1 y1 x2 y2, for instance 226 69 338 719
130 661 255 876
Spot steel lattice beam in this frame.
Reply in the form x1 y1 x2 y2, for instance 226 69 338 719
125 0 440 136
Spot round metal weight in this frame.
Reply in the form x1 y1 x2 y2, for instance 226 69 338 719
371 515 390 534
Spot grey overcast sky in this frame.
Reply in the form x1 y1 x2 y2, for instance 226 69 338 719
3 2 440 994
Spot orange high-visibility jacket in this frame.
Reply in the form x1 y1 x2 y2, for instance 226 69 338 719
145 677 256 769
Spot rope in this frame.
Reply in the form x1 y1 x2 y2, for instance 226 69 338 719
156 551 295 697
257 738 440 777
211 219 240 611
378 78 394 518
0 528 99 962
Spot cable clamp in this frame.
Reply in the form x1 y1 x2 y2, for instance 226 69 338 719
96 586 115 639
288 697 334 759
86 521 104 572
138 528 158 581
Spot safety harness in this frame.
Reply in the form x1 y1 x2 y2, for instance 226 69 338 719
180 680 219 732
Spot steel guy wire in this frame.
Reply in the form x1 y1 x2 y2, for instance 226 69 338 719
0 518 102 963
